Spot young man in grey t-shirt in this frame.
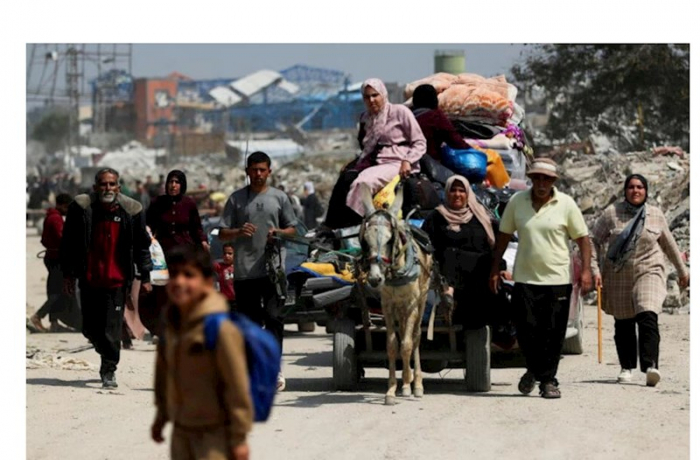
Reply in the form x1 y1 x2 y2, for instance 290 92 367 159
219 151 297 391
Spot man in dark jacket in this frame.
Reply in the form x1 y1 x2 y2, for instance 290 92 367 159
30 193 76 332
61 167 153 388
301 181 324 231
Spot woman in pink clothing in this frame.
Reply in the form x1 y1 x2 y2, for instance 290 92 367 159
323 78 427 229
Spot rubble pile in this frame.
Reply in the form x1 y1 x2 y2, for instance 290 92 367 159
556 148 690 312
272 151 355 198
557 149 690 253
26 349 97 371
166 153 246 197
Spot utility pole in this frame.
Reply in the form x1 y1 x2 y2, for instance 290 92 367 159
65 46 81 157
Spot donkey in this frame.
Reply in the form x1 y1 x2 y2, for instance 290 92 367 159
358 184 433 405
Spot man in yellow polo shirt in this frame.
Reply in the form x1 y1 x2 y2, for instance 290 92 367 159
490 157 593 399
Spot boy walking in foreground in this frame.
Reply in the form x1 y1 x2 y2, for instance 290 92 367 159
151 246 253 460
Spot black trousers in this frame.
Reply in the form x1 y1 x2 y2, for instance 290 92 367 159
614 311 660 372
233 278 284 349
36 259 66 322
36 259 83 329
138 285 168 338
80 282 127 375
323 169 363 230
512 283 572 384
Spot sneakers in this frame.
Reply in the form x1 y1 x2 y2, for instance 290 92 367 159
540 381 561 399
102 372 118 389
646 368 661 387
617 369 633 384
276 373 286 392
518 372 537 395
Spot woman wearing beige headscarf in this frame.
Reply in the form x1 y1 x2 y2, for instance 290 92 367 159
423 175 499 327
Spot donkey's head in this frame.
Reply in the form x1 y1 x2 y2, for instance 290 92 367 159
358 183 404 288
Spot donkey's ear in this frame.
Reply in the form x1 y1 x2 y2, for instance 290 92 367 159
389 184 404 217
359 183 376 217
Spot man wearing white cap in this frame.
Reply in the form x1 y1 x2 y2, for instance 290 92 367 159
489 157 595 399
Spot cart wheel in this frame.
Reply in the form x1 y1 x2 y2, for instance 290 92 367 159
465 325 491 392
297 322 316 333
333 319 359 391
562 297 584 355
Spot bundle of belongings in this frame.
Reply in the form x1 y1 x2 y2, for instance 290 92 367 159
400 72 533 223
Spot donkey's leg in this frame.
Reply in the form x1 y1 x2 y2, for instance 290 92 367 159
400 308 418 397
385 319 399 406
413 305 425 398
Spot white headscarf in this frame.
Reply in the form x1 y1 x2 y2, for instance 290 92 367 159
358 78 390 162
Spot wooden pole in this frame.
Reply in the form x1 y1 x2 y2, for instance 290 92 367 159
597 286 603 364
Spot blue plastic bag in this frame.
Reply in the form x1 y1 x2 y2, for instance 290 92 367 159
441 146 488 184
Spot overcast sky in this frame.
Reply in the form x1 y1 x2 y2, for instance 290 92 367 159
131 44 531 83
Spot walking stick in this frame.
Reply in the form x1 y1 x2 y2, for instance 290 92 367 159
597 286 603 364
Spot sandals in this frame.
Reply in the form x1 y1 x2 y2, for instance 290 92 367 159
27 315 47 333
540 381 561 399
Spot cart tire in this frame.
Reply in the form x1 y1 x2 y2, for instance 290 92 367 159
333 319 359 391
297 321 316 333
465 325 491 392
562 298 584 355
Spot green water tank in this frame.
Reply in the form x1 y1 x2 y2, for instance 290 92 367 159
434 50 465 75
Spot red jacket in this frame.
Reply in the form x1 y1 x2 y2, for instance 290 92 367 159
41 208 64 260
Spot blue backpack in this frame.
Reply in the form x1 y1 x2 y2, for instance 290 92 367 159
203 312 282 422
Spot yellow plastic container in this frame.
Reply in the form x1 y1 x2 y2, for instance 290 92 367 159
372 175 402 218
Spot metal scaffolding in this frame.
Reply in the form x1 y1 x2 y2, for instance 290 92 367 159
26 44 133 152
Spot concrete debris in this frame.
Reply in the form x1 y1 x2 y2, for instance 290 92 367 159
556 149 690 303
589 134 616 155
95 141 166 179
663 276 684 313
26 352 97 371
271 151 355 199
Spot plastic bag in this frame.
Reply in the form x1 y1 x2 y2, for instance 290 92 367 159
441 146 488 184
147 227 169 286
473 147 510 188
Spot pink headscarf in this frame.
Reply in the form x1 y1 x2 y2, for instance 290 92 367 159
436 175 496 247
359 78 390 162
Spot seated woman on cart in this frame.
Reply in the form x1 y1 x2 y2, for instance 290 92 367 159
322 78 426 231
423 175 509 330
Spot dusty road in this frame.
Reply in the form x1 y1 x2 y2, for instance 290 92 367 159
25 230 690 460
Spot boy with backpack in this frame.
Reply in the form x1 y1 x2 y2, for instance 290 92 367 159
151 246 253 460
